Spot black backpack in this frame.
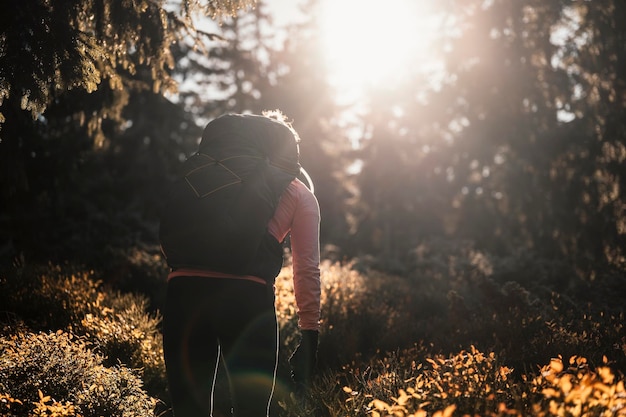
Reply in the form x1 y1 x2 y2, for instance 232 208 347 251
159 113 300 283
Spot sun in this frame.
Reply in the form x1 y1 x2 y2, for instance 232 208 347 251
319 0 438 95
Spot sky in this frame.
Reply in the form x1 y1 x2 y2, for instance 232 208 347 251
266 0 306 26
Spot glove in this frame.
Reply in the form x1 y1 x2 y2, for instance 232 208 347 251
289 330 319 390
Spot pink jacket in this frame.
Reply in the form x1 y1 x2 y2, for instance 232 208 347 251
268 179 321 330
169 179 321 331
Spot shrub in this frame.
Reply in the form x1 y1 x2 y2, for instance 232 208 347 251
0 331 156 417
0 263 103 332
0 263 167 400
309 241 626 373
333 346 515 417
277 348 625 417
79 292 166 395
281 261 447 368
528 355 626 417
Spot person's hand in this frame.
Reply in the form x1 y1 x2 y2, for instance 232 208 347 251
289 330 318 391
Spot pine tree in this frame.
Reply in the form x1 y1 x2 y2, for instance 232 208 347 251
169 0 279 120
0 0 253 265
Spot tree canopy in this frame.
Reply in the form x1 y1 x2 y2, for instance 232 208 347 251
0 0 253 268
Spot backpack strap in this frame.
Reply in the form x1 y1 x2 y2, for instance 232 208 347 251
183 153 264 198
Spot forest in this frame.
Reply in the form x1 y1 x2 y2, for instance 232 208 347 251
1 0 625 416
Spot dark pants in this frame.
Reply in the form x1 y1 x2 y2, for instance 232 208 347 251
163 277 278 417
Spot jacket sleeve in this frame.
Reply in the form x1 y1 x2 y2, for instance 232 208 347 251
290 181 321 331
268 180 321 330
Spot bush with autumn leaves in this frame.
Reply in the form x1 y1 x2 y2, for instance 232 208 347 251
0 264 166 416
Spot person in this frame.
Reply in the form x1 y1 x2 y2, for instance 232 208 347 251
160 111 321 417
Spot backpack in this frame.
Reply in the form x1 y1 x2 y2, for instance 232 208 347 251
159 113 300 283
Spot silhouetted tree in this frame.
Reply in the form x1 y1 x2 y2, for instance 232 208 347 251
349 0 626 274
426 0 568 255
428 0 626 273
0 0 253 265
258 0 352 250
171 0 279 120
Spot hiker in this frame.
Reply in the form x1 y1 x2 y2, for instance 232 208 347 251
159 111 321 417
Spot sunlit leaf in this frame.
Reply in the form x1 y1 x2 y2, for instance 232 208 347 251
542 388 560 398
598 367 614 384
372 399 389 411
550 358 563 373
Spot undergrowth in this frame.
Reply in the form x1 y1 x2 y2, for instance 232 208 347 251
276 347 625 416
0 331 156 417
0 263 165 416
1 241 625 416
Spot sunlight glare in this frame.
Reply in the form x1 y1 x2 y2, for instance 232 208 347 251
320 0 437 93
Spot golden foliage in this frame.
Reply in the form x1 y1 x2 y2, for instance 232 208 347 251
335 346 514 417
185 0 256 20
530 356 626 417
32 390 78 417
0 330 157 416
322 351 626 417
0 392 23 413
0 263 167 406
